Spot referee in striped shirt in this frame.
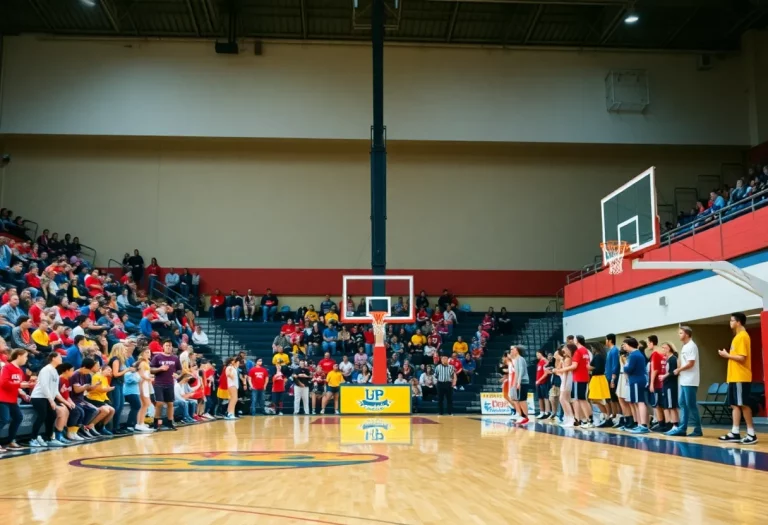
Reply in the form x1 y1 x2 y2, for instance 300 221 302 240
435 355 457 416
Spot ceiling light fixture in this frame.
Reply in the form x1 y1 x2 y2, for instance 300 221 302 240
624 7 639 24
81 0 97 7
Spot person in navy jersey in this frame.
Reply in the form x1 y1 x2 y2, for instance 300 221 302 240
150 339 181 431
622 337 650 434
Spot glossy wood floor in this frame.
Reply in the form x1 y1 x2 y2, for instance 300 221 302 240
1 416 767 525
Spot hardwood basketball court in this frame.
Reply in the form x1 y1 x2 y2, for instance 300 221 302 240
0 416 766 525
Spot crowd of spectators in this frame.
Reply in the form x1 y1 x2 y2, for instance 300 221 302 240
669 165 768 234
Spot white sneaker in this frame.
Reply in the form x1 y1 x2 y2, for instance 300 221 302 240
335 410 340 415
48 439 65 447
136 425 155 433
225 414 237 420
67 432 84 442
560 419 575 428
30 437 47 447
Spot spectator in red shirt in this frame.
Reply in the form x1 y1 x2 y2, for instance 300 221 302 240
209 289 225 320
310 368 326 415
363 327 375 356
416 307 428 328
271 365 286 415
247 358 269 415
448 352 467 390
149 332 163 353
280 318 296 336
534 349 552 419
318 352 335 374
430 307 443 325
647 335 666 431
28 296 46 327
146 257 161 296
0 349 33 450
568 335 593 426
25 265 42 291
84 269 104 297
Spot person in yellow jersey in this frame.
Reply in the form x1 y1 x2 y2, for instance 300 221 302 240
452 336 468 355
272 348 290 367
85 364 116 434
717 312 757 445
324 306 339 326
322 363 345 415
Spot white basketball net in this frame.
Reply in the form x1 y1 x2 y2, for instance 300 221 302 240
371 311 387 346
601 241 630 275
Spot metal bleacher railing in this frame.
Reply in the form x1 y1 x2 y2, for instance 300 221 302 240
22 219 38 241
567 187 768 284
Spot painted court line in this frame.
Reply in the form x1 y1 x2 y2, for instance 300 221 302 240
471 417 768 472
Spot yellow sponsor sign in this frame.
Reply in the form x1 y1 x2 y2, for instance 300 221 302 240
339 385 412 415
340 417 413 445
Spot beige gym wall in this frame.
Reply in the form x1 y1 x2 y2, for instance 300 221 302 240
0 135 743 271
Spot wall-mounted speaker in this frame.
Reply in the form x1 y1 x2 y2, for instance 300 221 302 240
215 41 239 55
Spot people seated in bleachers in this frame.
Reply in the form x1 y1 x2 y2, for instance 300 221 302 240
260 288 279 322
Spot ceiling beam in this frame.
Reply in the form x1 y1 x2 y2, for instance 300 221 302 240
204 0 220 34
723 9 761 39
523 4 543 44
98 0 121 33
662 7 699 48
599 6 625 45
300 0 308 39
446 2 461 43
25 0 54 31
185 0 201 36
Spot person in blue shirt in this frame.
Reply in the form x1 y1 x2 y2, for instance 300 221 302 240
709 191 726 212
622 337 650 434
461 354 476 384
65 335 88 369
139 316 153 338
320 296 336 316
0 238 13 270
322 324 338 355
604 333 621 424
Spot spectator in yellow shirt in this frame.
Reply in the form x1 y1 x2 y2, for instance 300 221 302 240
323 364 345 415
304 305 319 324
325 306 339 326
272 348 291 367
718 312 756 444
453 336 468 355
410 329 426 349
32 319 53 354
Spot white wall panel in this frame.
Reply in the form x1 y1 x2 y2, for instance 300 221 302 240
0 36 750 145
564 259 768 339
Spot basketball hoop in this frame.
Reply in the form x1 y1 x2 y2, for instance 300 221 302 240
600 241 631 275
370 311 388 346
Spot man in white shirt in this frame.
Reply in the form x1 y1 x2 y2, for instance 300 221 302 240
191 326 209 346
666 326 702 437
338 355 354 383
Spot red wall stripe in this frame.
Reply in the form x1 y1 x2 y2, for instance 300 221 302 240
110 268 569 297
565 206 768 310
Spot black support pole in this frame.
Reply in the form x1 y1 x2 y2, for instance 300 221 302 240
370 0 387 298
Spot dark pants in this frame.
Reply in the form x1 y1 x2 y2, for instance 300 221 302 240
125 394 141 428
31 398 55 439
422 385 437 401
67 404 85 427
0 402 23 444
437 382 453 415
109 383 125 431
